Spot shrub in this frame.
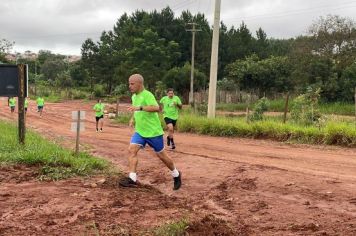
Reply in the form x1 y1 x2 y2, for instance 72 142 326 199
250 97 269 121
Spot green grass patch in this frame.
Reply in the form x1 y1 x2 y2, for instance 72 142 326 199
217 100 355 116
43 94 62 103
115 112 132 124
319 102 355 116
112 109 356 147
153 218 189 236
177 114 356 147
217 99 286 112
0 120 110 180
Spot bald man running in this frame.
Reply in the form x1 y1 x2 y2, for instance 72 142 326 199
119 74 182 190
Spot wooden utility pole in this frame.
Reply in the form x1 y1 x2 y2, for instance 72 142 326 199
283 93 290 123
186 23 201 106
116 97 120 118
18 64 26 145
207 0 221 118
354 87 356 122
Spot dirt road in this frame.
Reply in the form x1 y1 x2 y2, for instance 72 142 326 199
1 99 355 235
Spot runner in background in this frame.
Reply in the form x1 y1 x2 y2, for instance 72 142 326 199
159 88 182 150
93 99 105 132
36 96 45 117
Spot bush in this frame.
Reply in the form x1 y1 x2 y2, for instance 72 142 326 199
93 84 105 98
250 97 269 121
290 87 324 126
71 89 90 99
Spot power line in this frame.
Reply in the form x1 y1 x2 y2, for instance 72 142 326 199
224 1 356 22
171 0 197 11
171 0 193 10
171 0 192 9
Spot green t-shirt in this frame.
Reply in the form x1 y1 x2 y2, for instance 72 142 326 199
93 103 105 117
37 97 44 106
9 98 16 107
159 95 182 120
25 99 29 108
132 90 163 138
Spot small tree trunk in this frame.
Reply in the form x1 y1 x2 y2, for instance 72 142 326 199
283 93 289 123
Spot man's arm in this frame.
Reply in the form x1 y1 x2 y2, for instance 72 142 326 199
129 115 135 127
127 105 160 112
176 97 183 109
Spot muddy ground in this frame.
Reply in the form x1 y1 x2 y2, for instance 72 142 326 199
0 99 355 235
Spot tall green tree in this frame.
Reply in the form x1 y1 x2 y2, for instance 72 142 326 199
0 39 13 62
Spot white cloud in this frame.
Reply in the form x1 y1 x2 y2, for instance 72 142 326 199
1 0 355 55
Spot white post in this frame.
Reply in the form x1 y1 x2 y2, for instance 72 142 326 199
207 0 221 118
75 110 80 155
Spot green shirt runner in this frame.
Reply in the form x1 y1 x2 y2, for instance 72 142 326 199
37 97 44 106
93 103 105 117
9 98 16 107
24 99 29 108
159 95 182 120
132 89 164 138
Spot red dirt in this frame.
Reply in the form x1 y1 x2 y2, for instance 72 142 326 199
0 98 355 235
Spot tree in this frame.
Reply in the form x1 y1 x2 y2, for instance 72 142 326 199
0 39 13 62
162 62 207 102
81 39 99 90
41 58 66 81
289 15 356 101
119 29 181 90
308 15 356 58
70 61 89 87
227 54 292 97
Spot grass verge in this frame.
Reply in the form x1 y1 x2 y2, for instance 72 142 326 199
0 120 110 180
217 100 355 116
115 112 356 147
178 114 356 147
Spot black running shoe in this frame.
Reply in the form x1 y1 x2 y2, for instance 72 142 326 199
173 171 182 190
167 136 171 146
119 177 137 187
171 144 176 150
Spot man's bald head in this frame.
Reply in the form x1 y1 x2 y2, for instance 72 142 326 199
129 74 144 84
128 74 145 94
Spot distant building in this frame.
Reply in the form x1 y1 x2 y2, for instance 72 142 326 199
5 52 81 63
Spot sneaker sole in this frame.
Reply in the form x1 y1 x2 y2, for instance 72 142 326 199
119 182 138 188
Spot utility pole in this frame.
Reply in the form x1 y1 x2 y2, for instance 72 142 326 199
207 0 221 118
186 23 201 106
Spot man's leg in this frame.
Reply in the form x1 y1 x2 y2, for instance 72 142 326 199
119 133 143 187
95 118 99 131
99 117 104 131
168 122 177 149
156 150 175 170
128 144 141 175
156 150 181 190
167 123 174 140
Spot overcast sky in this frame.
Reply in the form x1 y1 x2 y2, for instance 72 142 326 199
1 0 355 55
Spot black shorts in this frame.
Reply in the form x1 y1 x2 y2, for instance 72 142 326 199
164 117 177 127
10 106 15 112
95 115 104 121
